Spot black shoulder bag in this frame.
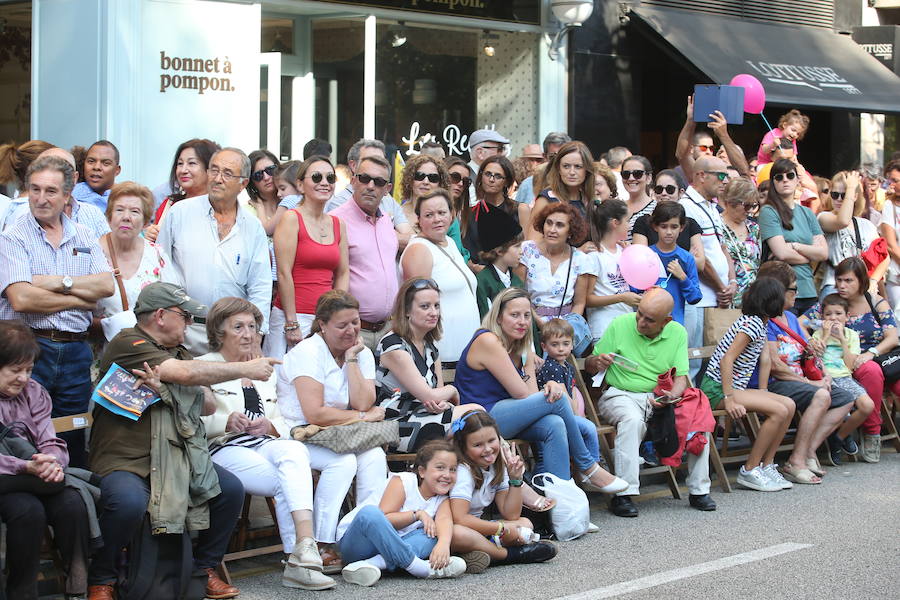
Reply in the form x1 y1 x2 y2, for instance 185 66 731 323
862 292 900 383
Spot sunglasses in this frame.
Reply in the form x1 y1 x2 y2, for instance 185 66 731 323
742 202 759 210
786 286 798 293
305 172 337 184
830 191 846 200
482 171 506 182
654 184 678 195
622 169 646 181
356 173 388 187
449 172 472 186
411 278 439 290
414 171 441 183
251 164 276 181
696 144 714 153
773 172 797 182
704 171 729 182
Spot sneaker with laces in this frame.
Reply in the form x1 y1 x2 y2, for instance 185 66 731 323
736 465 781 492
426 556 467 579
840 435 859 456
861 434 881 463
762 463 793 490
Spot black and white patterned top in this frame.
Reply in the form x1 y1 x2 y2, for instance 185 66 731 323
375 332 439 393
705 315 768 391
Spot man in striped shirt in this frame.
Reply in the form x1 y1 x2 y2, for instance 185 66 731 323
0 156 114 466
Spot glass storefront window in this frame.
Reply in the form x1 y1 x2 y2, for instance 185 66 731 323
261 18 294 54
0 1 32 157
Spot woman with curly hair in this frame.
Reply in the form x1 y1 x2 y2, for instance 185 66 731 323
400 154 450 230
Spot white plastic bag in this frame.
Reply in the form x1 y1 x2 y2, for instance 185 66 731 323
101 309 136 341
530 472 590 541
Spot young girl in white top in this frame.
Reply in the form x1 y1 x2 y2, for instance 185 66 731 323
336 441 466 586
449 411 557 569
586 198 640 342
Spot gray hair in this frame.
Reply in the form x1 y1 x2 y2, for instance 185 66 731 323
26 156 75 195
357 154 392 178
606 146 632 169
542 132 571 155
213 147 251 178
347 139 386 165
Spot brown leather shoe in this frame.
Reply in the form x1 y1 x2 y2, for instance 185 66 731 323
205 568 240 599
87 584 116 600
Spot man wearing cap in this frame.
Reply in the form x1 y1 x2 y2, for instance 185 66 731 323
467 128 509 201
0 155 114 468
87 282 280 600
329 155 399 351
515 132 572 205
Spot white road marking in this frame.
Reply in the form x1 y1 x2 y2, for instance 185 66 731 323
556 542 812 599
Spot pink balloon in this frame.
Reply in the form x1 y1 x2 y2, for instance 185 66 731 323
730 74 766 114
620 244 661 291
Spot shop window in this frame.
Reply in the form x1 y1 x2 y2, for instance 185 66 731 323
0 2 32 154
262 18 294 54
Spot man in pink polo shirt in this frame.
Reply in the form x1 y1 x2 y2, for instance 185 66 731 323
329 155 400 350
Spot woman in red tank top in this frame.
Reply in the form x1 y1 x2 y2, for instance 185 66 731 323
267 156 349 360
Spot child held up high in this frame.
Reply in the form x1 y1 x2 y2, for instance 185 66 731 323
757 109 810 166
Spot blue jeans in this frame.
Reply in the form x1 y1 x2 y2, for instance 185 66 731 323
89 464 244 584
30 338 92 468
575 416 600 463
338 506 435 570
489 391 595 478
684 304 704 383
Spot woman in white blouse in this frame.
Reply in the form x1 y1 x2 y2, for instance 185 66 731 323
200 297 333 590
277 289 388 572
95 182 170 341
400 189 480 364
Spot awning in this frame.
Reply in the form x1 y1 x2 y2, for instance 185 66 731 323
631 6 900 114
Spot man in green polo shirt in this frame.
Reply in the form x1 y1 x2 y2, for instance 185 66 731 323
585 289 715 517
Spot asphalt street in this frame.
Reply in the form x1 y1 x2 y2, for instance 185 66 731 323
231 450 899 600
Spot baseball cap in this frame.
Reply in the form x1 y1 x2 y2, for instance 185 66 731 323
133 282 208 318
469 129 510 149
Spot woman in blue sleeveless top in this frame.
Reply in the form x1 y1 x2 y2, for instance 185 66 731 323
454 288 627 492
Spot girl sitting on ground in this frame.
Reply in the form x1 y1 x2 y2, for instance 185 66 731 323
448 411 558 570
335 441 466 587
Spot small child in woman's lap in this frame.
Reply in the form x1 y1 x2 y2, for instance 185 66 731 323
448 411 557 570
536 319 604 476
812 294 875 464
336 441 466 586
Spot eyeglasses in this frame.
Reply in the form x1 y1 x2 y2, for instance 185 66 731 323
449 172 472 186
305 172 337 184
479 145 504 153
696 144 714 153
654 184 677 195
411 278 439 290
830 191 846 200
482 171 506 182
704 171 729 182
742 202 759 211
622 169 646 181
786 286 798 293
773 172 797 182
251 165 276 182
207 168 244 182
414 171 441 183
356 173 389 187
162 308 194 324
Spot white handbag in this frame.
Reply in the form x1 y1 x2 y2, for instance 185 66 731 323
531 472 590 541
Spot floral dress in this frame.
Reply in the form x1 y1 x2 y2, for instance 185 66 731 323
96 238 169 318
722 220 761 308
519 240 596 320
804 298 897 352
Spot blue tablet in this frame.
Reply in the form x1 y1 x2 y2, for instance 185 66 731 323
693 84 745 125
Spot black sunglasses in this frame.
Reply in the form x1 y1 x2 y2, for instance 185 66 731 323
356 173 388 187
305 172 336 184
251 164 276 182
622 169 646 181
830 191 846 200
449 172 472 186
411 278 439 290
654 184 677 195
742 202 759 210
414 171 441 183
773 172 797 182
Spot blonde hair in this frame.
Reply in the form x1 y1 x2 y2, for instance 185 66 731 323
481 287 534 359
823 171 865 217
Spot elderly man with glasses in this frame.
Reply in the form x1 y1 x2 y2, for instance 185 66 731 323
156 147 271 356
329 155 400 351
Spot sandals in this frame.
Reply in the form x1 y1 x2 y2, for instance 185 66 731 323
781 463 821 485
521 483 556 512
318 544 344 575
805 457 826 477
580 465 629 494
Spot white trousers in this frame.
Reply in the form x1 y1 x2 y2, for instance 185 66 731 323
886 281 900 323
263 306 314 362
305 444 388 543
598 386 710 497
212 439 313 552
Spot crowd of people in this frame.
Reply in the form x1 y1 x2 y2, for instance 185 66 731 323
0 99 898 599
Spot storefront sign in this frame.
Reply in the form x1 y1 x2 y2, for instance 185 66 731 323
159 52 236 94
744 60 861 95
318 0 541 25
852 26 900 74
402 121 469 156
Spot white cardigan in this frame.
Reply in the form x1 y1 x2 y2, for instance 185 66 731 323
198 351 290 440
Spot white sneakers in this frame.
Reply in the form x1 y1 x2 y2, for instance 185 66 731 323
283 538 336 590
736 465 782 492
763 463 793 490
426 556 467 579
342 556 467 586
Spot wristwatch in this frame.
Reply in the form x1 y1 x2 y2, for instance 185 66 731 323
61 275 74 294
870 348 880 357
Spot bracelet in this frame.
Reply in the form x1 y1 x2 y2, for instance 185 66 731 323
869 348 880 357
412 510 420 522
283 325 299 332
495 520 504 536
346 357 358 363
285 320 298 326
359 411 367 420
507 478 523 487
